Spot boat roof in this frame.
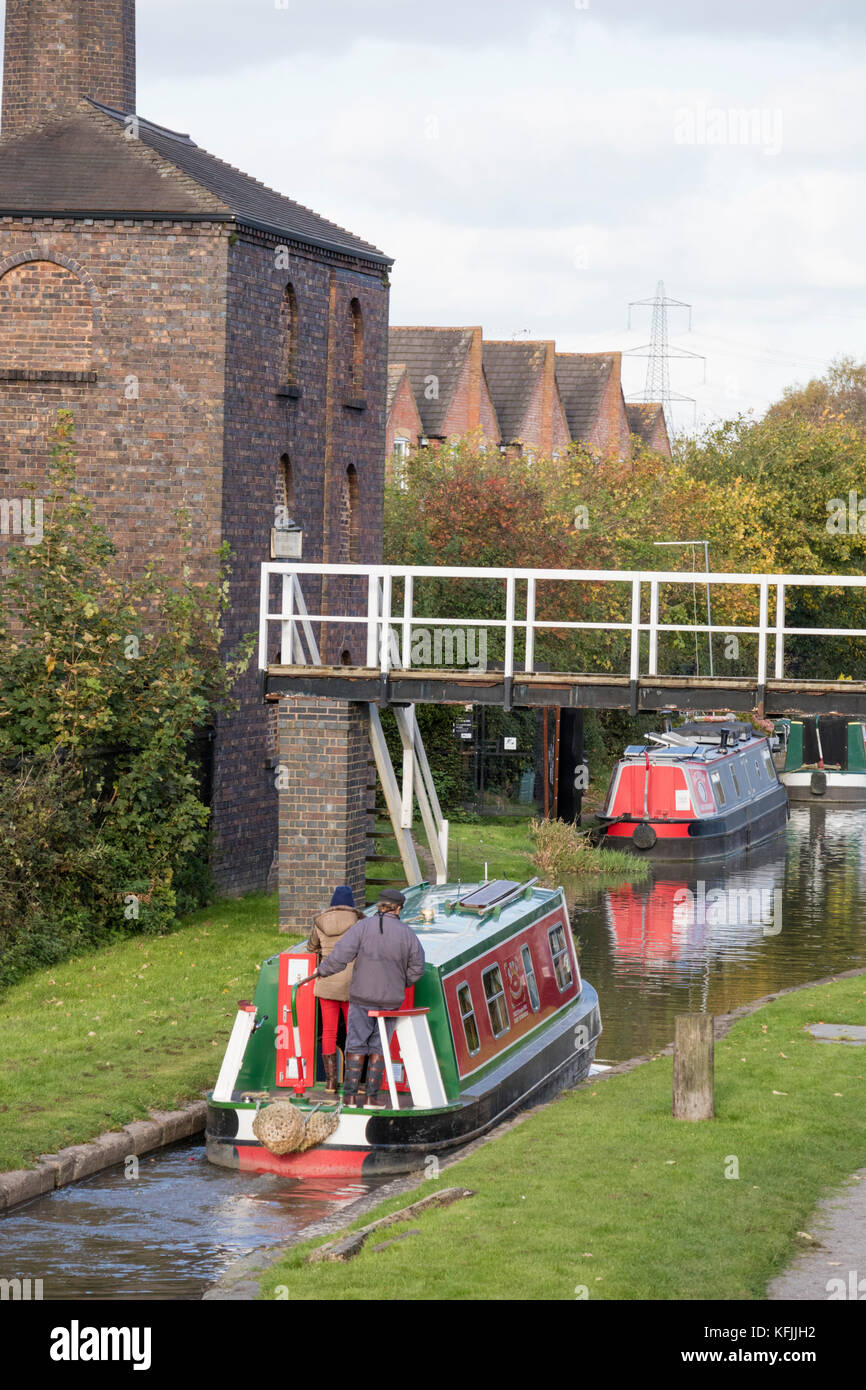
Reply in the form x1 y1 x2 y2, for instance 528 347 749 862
620 729 767 764
288 879 564 970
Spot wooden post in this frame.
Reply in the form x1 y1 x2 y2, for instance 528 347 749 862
673 1014 714 1120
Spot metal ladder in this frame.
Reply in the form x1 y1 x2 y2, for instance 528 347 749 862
275 573 448 887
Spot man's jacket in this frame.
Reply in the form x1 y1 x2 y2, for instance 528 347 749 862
316 910 426 1011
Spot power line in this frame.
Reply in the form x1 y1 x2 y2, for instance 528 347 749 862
624 280 706 431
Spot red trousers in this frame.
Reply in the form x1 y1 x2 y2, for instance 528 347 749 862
319 998 349 1054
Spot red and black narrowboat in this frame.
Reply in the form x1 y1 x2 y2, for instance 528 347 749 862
205 877 601 1177
596 721 789 863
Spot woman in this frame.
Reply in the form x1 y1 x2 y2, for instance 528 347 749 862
305 885 362 1092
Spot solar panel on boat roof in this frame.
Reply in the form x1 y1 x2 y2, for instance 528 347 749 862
456 880 522 908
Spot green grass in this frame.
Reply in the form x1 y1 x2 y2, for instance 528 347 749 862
259 974 866 1301
0 892 300 1172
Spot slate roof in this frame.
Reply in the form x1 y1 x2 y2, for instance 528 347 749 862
388 326 480 437
0 101 391 265
481 340 547 444
626 402 662 443
554 353 615 442
387 362 409 413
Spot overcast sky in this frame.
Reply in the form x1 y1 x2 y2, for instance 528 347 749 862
7 0 866 432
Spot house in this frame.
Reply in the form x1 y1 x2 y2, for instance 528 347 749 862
625 402 672 458
385 362 424 475
387 326 500 446
0 0 392 892
481 340 570 455
554 351 632 457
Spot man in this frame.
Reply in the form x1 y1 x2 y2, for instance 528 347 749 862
311 888 426 1108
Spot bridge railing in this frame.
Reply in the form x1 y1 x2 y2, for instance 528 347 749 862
259 563 866 684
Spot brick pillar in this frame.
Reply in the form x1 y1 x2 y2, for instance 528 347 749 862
277 695 369 932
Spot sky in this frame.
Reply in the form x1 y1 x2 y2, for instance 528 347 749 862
6 0 866 434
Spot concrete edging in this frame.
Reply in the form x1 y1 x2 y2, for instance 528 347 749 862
0 1100 207 1214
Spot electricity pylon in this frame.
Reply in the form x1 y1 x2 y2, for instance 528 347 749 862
625 281 705 432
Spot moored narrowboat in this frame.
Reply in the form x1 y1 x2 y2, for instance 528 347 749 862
206 877 600 1178
780 715 866 803
596 721 788 863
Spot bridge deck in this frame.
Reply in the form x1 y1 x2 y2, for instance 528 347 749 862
264 666 866 717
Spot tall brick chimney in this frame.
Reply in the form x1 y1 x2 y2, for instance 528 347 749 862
2 0 136 136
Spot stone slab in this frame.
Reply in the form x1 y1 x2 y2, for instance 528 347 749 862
122 1119 165 1156
0 1165 55 1211
806 1023 866 1045
149 1102 207 1144
767 1168 866 1300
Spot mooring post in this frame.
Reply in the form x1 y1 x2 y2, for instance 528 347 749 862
673 1014 714 1120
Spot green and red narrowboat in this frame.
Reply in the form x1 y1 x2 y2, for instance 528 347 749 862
780 715 866 803
205 877 601 1178
596 722 788 863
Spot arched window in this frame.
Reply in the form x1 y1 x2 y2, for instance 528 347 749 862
275 453 295 529
349 297 364 396
280 283 299 388
339 464 359 562
0 260 94 372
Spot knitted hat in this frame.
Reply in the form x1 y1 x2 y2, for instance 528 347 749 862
330 885 355 908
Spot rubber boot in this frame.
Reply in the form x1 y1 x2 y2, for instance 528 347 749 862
323 1054 338 1094
364 1054 387 1109
342 1051 366 1108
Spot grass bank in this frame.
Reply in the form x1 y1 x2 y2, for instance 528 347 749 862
0 893 294 1172
259 973 866 1301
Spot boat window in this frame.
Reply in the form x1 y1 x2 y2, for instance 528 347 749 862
753 756 764 781
456 982 481 1055
521 943 541 1012
761 748 776 781
710 770 726 806
482 965 510 1037
730 764 742 798
548 923 574 992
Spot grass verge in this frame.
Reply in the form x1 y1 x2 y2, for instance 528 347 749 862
0 892 299 1172
259 974 866 1301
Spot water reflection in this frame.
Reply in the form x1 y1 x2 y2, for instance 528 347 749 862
0 1138 391 1301
576 807 866 1062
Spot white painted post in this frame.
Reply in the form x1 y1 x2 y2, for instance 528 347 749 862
649 579 659 677
377 1017 401 1109
525 576 536 673
281 571 295 665
758 581 769 685
213 1004 258 1103
402 574 414 668
380 572 392 676
504 575 516 679
258 565 272 673
366 574 379 668
630 578 642 682
774 582 786 680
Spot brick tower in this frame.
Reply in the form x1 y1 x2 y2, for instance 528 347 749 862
0 0 391 894
2 0 136 134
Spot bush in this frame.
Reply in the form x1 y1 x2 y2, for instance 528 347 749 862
0 414 253 986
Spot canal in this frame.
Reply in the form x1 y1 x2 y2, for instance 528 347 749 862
3 803 865 1298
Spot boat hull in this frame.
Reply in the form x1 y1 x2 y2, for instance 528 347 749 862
600 785 789 864
205 984 601 1178
781 771 866 804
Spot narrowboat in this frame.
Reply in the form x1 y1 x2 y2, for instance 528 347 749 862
205 877 601 1178
780 715 866 803
596 721 788 863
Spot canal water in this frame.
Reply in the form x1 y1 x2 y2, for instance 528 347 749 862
3 803 865 1298
573 804 866 1062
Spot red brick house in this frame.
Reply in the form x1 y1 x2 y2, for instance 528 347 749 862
554 352 632 457
625 402 672 458
387 326 500 447
385 362 423 476
0 0 392 893
481 340 570 455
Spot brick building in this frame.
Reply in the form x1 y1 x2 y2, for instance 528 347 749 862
386 331 669 464
625 402 672 458
387 326 500 448
0 0 392 893
481 339 570 455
